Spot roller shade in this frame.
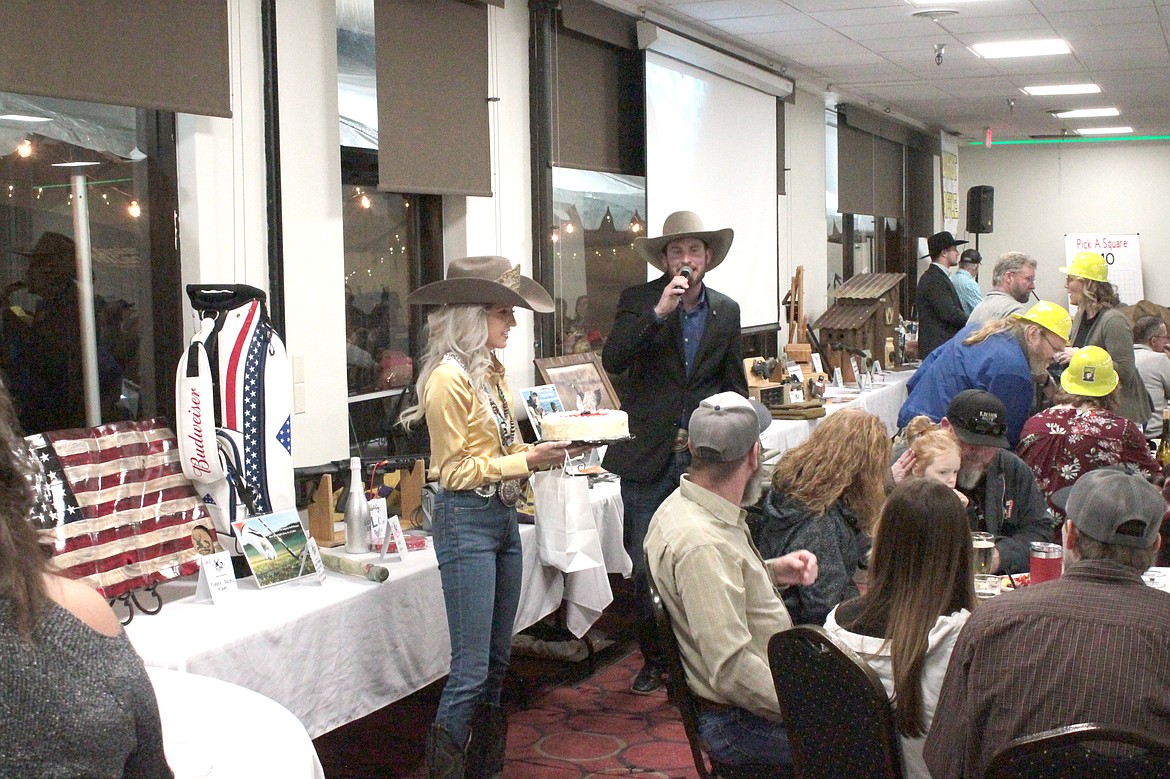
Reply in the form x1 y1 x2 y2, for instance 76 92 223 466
837 123 874 216
375 0 491 196
0 0 230 117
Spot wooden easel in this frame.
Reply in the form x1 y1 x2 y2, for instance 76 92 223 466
784 266 812 364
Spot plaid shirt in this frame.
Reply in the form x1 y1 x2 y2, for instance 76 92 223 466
924 559 1170 778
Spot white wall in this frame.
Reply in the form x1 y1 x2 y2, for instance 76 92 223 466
959 141 1170 307
785 86 830 329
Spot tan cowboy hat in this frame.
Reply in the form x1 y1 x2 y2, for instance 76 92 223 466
633 211 734 273
406 255 554 312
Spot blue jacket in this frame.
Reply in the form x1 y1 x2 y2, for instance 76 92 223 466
898 324 1034 448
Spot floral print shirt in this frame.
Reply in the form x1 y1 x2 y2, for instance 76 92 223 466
1017 404 1159 516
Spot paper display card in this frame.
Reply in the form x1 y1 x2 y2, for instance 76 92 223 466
833 367 844 388
787 364 805 383
811 353 823 374
858 372 873 391
520 383 567 439
193 551 239 604
788 386 806 403
368 497 388 553
231 509 319 588
380 514 411 561
849 357 863 387
304 538 328 584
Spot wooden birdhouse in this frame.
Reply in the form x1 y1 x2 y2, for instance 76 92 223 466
814 273 905 382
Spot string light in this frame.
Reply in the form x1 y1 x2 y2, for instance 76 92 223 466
16 139 31 158
127 199 141 218
359 194 371 209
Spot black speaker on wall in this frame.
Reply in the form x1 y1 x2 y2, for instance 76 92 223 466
966 185 994 234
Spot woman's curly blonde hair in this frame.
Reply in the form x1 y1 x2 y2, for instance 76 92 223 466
770 408 891 531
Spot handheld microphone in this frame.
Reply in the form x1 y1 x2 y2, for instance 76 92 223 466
680 266 693 281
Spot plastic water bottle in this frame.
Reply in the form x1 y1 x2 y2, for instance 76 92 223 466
344 457 371 553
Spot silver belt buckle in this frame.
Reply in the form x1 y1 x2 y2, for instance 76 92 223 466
474 483 497 498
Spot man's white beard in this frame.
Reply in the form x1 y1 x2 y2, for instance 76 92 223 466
957 467 984 491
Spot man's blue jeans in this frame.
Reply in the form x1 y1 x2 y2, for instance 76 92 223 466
698 706 794 767
622 449 691 668
431 490 522 745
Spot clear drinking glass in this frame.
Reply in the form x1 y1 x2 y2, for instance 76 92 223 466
974 574 1002 600
972 532 996 575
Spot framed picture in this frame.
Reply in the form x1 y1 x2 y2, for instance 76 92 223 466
534 352 621 412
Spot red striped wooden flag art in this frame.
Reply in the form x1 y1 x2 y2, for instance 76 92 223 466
27 419 205 599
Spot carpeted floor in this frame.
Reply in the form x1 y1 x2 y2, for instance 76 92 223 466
314 574 699 778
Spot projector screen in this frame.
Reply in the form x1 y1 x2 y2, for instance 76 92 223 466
644 50 779 329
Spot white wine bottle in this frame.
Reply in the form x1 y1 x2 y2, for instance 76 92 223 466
344 457 371 553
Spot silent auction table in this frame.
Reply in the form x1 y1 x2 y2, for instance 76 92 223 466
125 480 628 738
760 369 913 455
148 667 325 778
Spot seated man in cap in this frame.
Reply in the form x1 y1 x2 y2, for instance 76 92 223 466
894 390 1055 574
603 210 748 694
645 391 817 769
951 248 983 317
915 231 970 359
923 467 1170 778
898 300 1072 448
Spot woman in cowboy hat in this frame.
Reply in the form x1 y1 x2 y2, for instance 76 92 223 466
401 256 588 778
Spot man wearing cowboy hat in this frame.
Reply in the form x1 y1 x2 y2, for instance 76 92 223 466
915 230 970 359
602 210 748 694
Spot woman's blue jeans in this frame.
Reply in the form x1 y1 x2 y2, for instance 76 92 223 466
431 489 522 745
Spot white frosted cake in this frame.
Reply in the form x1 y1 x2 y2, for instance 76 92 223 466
541 409 629 441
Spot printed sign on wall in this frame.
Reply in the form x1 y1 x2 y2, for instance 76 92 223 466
1063 233 1143 306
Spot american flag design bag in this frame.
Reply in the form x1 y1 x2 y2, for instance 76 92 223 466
27 420 205 599
176 285 295 555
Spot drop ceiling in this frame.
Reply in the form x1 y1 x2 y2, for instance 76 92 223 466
628 0 1170 142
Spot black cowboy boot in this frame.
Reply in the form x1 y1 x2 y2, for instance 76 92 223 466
426 724 467 779
465 702 507 779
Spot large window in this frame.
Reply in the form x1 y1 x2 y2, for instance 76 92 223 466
0 93 179 435
550 167 647 358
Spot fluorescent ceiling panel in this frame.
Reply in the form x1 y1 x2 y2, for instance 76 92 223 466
1076 125 1132 134
971 39 1070 59
1053 107 1119 118
1022 83 1100 95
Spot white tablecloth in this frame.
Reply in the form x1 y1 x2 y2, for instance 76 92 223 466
126 484 628 737
148 667 324 779
760 369 913 456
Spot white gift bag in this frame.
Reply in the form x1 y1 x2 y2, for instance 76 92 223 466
532 468 604 573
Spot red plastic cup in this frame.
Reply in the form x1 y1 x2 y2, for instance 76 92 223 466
1030 542 1062 584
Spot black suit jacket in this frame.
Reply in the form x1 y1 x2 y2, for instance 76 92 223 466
915 264 968 358
601 275 748 482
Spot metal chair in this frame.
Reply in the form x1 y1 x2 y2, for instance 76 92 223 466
985 723 1170 779
645 568 790 779
768 625 904 779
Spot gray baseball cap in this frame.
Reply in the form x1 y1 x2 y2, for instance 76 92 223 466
1052 467 1165 549
689 392 771 462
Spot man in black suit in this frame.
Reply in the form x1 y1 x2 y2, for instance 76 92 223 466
915 230 970 359
603 210 748 693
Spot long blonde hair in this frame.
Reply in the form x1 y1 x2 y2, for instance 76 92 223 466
770 409 890 531
399 305 493 429
904 416 961 476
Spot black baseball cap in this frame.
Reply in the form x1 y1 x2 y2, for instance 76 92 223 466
945 390 1009 449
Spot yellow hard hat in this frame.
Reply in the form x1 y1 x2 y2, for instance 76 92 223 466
1058 251 1109 283
1011 300 1072 343
1060 345 1119 397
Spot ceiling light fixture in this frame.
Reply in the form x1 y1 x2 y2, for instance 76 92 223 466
51 161 100 168
969 135 1169 146
0 114 52 123
911 9 960 20
971 39 1070 59
1052 107 1119 119
1022 83 1100 96
1076 126 1133 135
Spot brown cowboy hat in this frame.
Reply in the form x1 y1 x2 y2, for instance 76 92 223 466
633 211 734 273
406 255 554 312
